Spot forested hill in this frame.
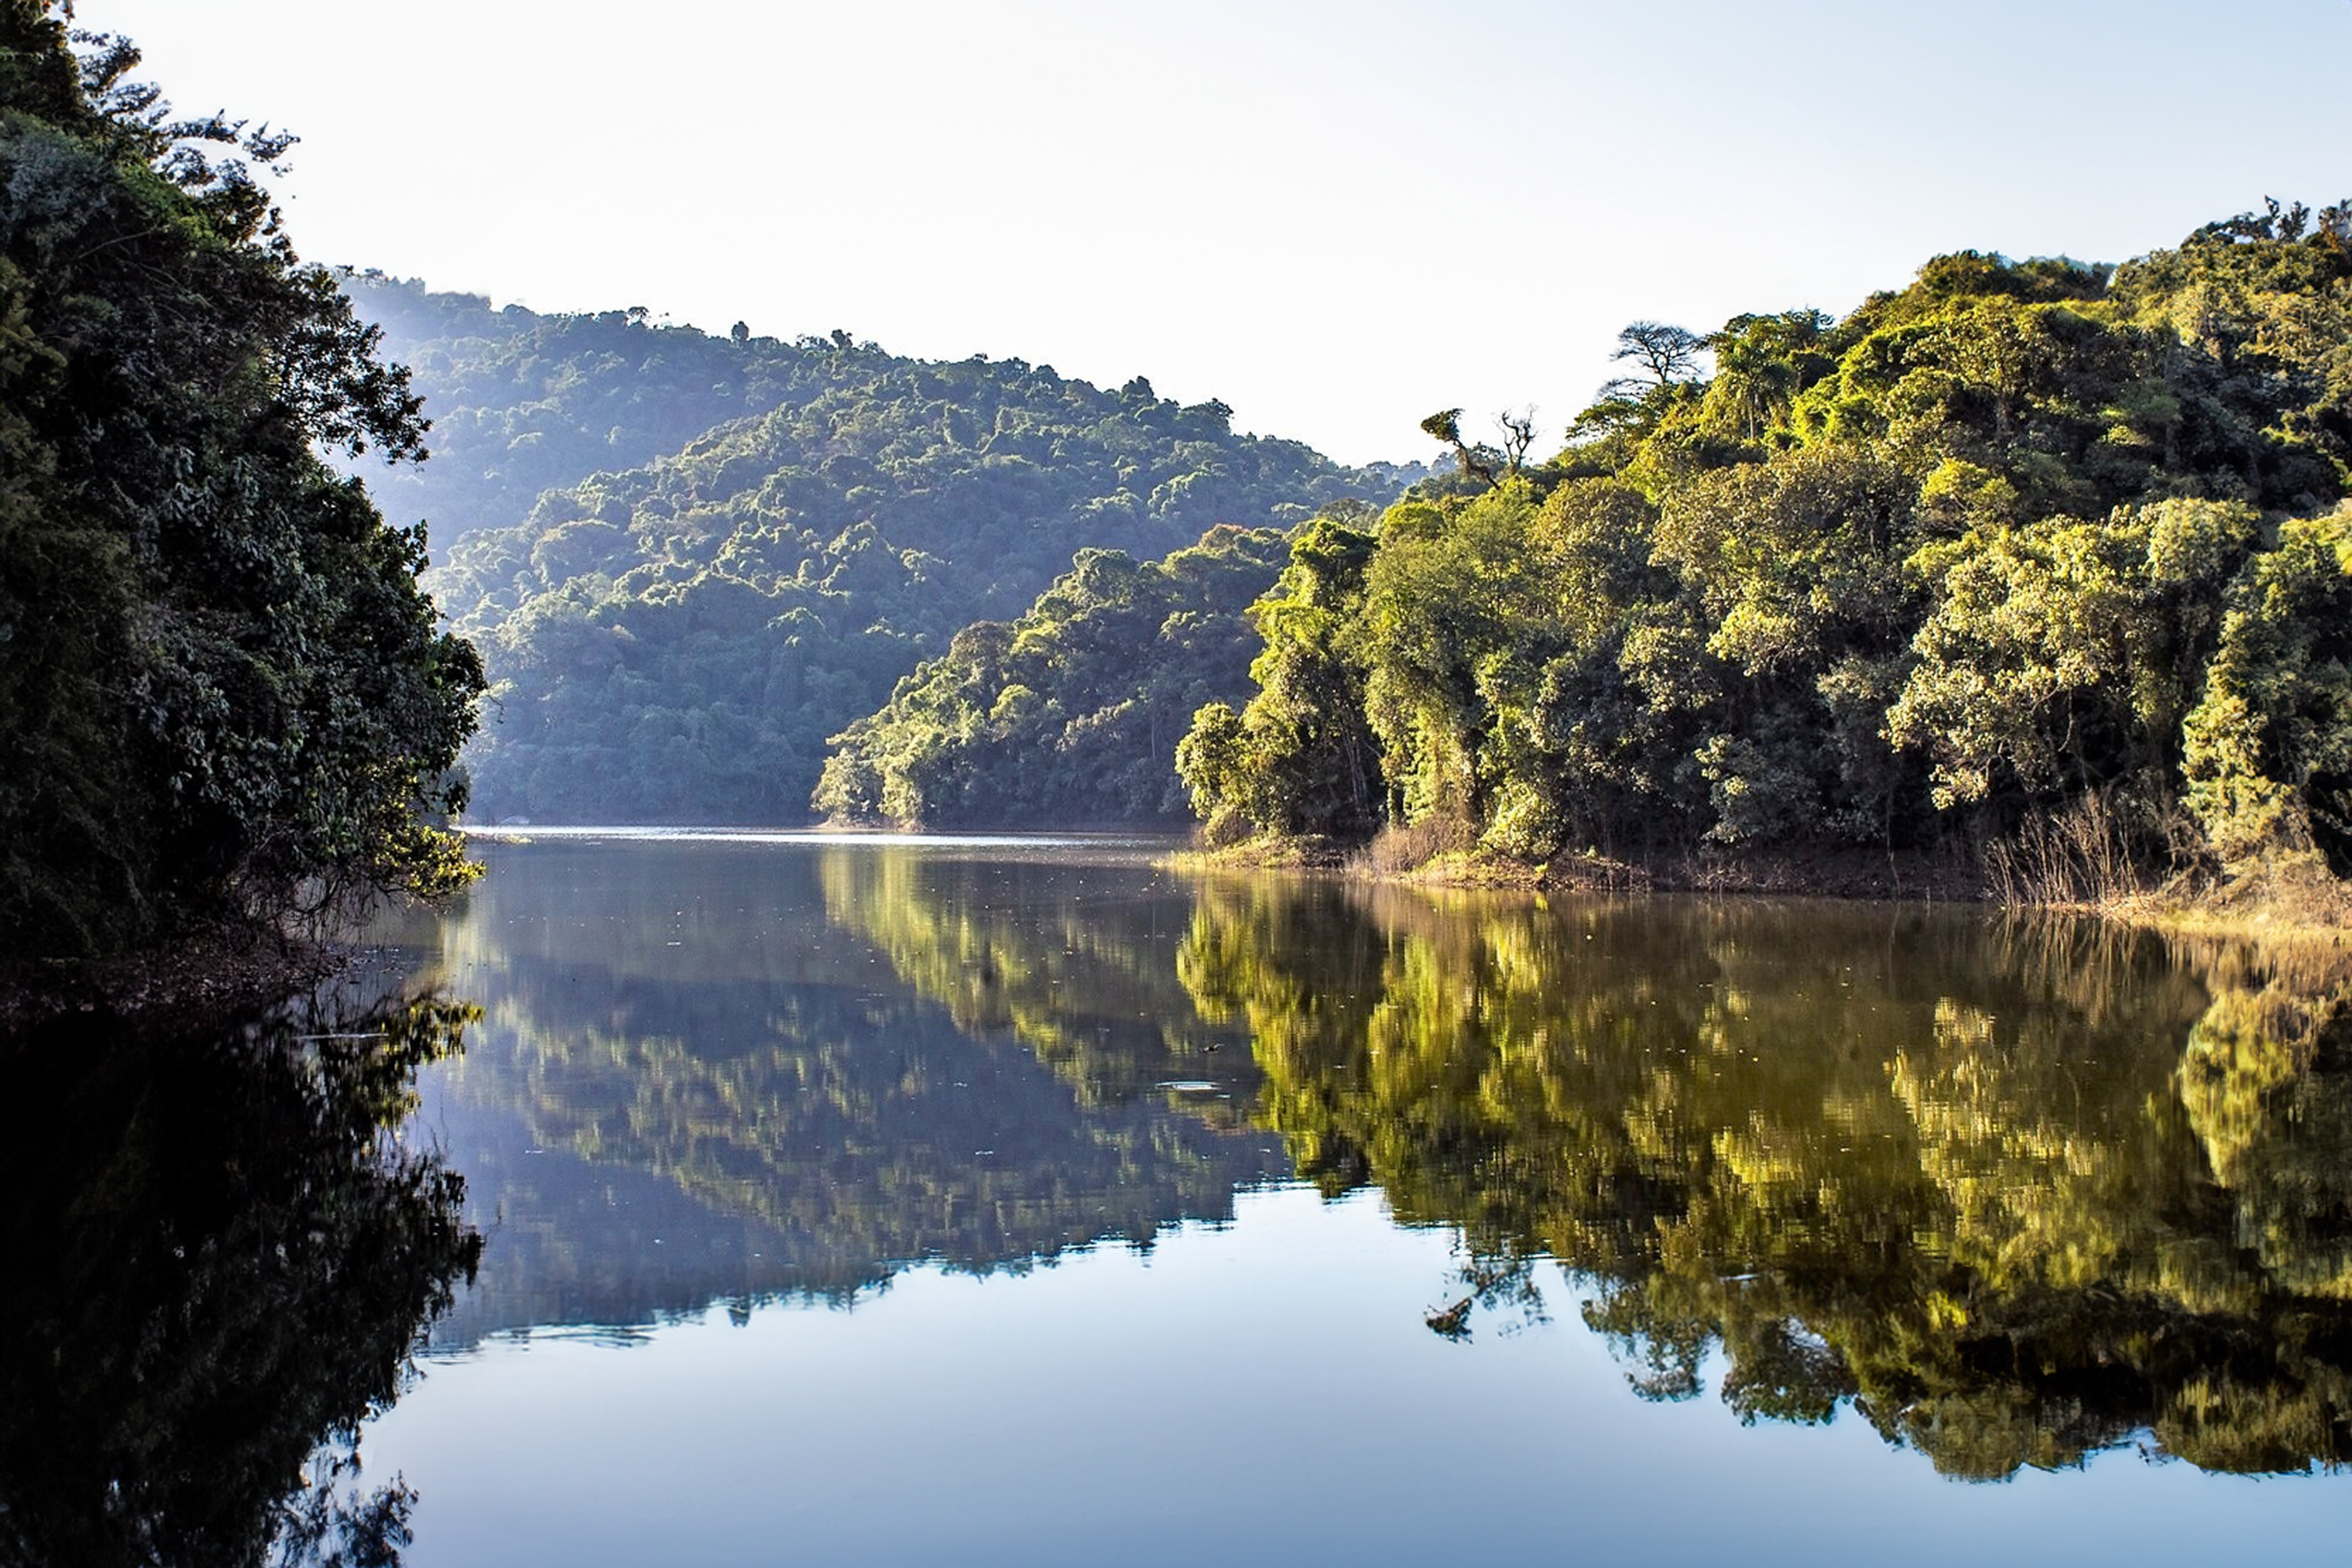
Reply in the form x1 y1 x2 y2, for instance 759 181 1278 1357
373 281 1422 822
344 275 879 553
815 524 1296 828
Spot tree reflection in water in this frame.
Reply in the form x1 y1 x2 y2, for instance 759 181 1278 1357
1161 879 2352 1480
404 841 2352 1485
0 990 483 1566
811 851 2350 1480
393 844 1291 1344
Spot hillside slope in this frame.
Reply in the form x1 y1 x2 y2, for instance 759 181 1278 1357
382 302 1419 821
346 277 868 550
817 523 1296 828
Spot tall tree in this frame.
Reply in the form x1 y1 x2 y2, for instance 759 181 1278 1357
1601 320 1707 394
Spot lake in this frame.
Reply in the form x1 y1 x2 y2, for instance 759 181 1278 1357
5 833 2346 1565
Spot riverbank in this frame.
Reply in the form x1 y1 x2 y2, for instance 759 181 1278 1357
1168 833 1986 901
2093 868 2352 951
0 922 343 1036
1168 831 2352 943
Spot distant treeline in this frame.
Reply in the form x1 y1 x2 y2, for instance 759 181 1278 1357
1160 205 2352 894
347 276 1421 823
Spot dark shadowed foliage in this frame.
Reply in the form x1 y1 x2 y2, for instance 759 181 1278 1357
0 989 482 1566
0 5 482 959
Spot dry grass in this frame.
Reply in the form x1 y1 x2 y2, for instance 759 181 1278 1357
2102 859 2352 957
1349 814 1474 879
1982 790 2160 907
1162 832 1349 875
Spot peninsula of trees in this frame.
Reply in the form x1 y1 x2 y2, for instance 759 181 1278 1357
1166 208 2352 899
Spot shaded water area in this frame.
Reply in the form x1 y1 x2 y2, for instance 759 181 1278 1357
0 986 479 1565
7 833 2350 1564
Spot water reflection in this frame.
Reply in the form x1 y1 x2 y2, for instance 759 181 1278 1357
0 988 481 1566
398 839 2352 1483
393 841 1288 1344
838 863 2352 1479
1166 881 2352 1479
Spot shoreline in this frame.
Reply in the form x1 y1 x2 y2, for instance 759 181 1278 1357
1162 836 1984 899
1162 834 2352 945
9 834 2341 1032
0 923 345 1038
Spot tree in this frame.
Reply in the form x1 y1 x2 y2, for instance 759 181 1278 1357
1601 320 1706 395
0 6 483 957
1703 309 1834 441
2180 508 2352 873
815 527 1291 829
1496 406 1539 474
1172 514 1384 841
1419 408 1500 487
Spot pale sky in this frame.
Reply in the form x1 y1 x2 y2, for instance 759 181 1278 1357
75 0 2352 466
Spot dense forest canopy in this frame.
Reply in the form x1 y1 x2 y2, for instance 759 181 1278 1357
814 522 1296 827
342 276 912 557
0 6 481 961
1176 203 2352 894
390 300 1420 823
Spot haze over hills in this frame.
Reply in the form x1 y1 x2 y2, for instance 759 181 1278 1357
343 276 1423 825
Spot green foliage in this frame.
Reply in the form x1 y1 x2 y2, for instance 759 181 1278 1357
1889 499 2260 814
1358 480 1555 827
342 276 904 551
813 524 1289 826
1182 201 2352 890
2181 507 2352 871
1175 513 1384 840
0 8 483 957
403 316 1419 822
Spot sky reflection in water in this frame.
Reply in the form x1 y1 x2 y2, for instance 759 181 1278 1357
359 836 2350 1566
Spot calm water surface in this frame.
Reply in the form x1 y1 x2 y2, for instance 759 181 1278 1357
10 833 2346 1564
371 835 2351 1564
